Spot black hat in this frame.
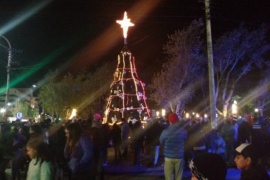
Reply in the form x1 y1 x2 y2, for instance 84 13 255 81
235 143 258 163
189 153 227 180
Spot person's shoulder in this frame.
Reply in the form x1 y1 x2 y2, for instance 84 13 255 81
40 160 52 168
242 166 270 180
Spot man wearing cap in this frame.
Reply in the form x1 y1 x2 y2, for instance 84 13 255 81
160 113 187 180
234 143 270 180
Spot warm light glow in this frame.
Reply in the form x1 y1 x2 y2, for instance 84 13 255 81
196 113 200 118
232 101 238 114
0 108 6 113
69 109 77 119
161 109 166 117
156 111 160 117
116 11 134 39
186 113 189 119
204 114 208 118
254 108 259 112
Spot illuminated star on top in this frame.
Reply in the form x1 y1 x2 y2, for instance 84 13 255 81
116 11 134 39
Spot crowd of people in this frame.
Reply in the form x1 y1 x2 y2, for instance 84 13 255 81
0 112 269 180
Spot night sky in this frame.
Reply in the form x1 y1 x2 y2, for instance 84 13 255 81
0 0 269 89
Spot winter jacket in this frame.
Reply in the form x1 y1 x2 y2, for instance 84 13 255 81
64 133 94 174
160 122 187 159
26 158 53 180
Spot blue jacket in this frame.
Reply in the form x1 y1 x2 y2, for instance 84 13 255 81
160 122 187 159
64 133 94 174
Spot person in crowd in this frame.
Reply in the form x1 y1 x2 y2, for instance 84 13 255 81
237 115 251 145
160 113 187 180
26 138 53 180
0 123 14 180
234 143 270 180
189 153 227 180
89 113 110 180
64 122 95 180
189 120 207 158
120 117 129 158
182 117 193 169
144 118 163 167
12 124 29 180
215 130 226 160
111 121 122 163
28 123 44 141
129 119 144 166
203 122 217 153
220 119 236 164
251 116 270 168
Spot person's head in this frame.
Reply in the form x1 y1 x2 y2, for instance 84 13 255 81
93 113 102 121
121 117 126 122
168 113 179 124
234 143 258 170
189 153 227 180
64 122 82 140
29 124 43 135
26 139 51 164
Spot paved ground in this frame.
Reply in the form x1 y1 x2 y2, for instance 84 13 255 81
103 147 242 180
5 147 243 180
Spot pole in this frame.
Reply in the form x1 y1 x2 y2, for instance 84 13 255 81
204 0 217 128
0 35 12 121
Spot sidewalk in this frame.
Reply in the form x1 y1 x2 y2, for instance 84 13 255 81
104 147 242 180
5 147 243 180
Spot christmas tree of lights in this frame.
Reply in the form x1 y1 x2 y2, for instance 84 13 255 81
104 12 151 123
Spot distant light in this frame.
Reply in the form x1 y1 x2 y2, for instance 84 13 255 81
204 114 208 118
32 85 37 88
7 103 11 106
156 111 160 117
161 109 166 117
186 113 189 119
232 103 237 114
69 109 77 119
254 108 259 112
0 108 6 113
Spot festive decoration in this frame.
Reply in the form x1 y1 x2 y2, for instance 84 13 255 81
104 12 150 123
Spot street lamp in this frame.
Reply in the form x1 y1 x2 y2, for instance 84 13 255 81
0 35 12 119
232 100 238 114
161 109 166 117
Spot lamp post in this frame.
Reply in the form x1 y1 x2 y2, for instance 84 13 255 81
0 35 12 120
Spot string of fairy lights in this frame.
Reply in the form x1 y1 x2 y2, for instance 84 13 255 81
104 12 150 123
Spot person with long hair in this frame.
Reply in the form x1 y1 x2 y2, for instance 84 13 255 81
64 122 95 180
26 139 53 180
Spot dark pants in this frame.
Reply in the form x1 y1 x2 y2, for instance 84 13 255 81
94 150 106 180
0 158 10 180
113 143 122 162
133 146 141 166
71 169 95 180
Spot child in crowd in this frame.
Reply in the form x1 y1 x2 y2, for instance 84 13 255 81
26 139 53 180
234 143 270 180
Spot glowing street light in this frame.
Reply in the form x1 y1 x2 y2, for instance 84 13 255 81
186 113 190 119
0 108 6 114
69 109 77 119
232 100 238 114
156 111 160 117
161 109 166 117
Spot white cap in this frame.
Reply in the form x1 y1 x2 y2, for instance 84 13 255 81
235 143 251 153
